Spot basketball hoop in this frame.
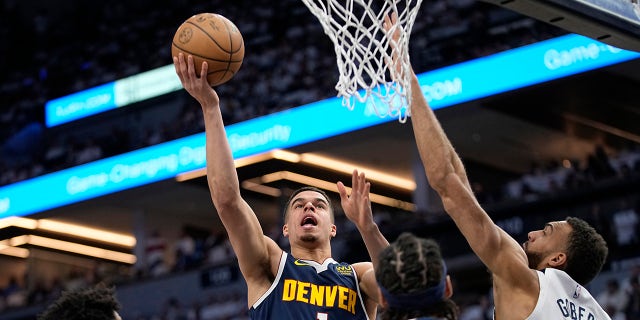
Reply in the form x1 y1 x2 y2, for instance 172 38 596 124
301 0 423 122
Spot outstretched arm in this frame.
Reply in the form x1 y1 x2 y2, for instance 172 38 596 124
338 170 388 305
173 54 280 303
382 15 529 281
407 70 522 271
338 170 389 268
406 57 541 319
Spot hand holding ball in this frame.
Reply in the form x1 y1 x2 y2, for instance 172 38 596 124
172 13 244 86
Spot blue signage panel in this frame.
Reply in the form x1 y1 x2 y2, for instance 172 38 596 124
45 83 117 127
45 65 182 127
420 34 639 109
4 34 639 218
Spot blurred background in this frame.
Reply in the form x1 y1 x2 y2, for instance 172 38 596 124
1 0 639 319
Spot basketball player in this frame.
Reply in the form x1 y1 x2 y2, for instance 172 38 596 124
38 284 122 320
383 13 611 319
375 232 458 320
174 52 391 319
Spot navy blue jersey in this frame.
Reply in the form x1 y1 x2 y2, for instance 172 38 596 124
249 252 370 320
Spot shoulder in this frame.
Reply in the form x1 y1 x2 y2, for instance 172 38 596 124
542 268 575 283
350 261 373 278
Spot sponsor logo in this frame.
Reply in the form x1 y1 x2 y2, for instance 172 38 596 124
294 259 311 266
335 265 353 276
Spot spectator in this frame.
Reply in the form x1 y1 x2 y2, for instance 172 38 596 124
162 297 188 320
2 276 26 309
624 266 640 295
145 229 169 277
173 227 196 272
205 229 234 265
586 145 616 181
627 276 640 320
597 278 629 320
612 200 639 247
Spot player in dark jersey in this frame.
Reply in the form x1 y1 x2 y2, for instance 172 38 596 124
249 240 369 319
174 53 391 319
376 232 459 320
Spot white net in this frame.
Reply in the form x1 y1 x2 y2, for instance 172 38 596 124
301 0 423 122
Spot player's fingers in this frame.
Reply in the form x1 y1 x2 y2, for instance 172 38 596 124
174 53 186 77
337 181 348 199
364 182 371 199
173 56 180 73
187 55 196 79
358 172 368 193
200 61 208 83
351 170 359 194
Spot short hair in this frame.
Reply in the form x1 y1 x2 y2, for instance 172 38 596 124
38 284 121 320
564 216 608 285
283 186 334 223
376 232 459 320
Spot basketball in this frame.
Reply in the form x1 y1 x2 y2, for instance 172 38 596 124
171 13 244 86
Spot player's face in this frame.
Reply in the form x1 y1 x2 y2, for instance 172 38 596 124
114 311 122 320
523 220 571 270
284 190 336 244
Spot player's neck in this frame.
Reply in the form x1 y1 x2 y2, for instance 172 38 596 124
290 244 332 263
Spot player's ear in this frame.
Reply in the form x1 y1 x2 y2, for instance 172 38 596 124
444 275 453 298
330 224 337 238
282 224 289 238
549 252 567 268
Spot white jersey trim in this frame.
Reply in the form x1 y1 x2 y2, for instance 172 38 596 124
526 270 548 319
295 257 337 273
251 251 287 309
351 263 371 320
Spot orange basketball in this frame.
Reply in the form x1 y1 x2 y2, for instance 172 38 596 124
171 13 244 86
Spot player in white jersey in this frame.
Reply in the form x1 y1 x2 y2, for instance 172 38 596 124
530 268 610 319
383 14 610 320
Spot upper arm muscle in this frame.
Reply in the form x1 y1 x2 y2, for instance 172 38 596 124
216 198 276 282
440 174 531 283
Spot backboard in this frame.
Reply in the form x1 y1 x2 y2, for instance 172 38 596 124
481 0 640 52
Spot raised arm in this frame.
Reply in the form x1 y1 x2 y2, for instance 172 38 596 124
338 170 388 304
407 63 540 317
173 54 280 300
338 170 389 268
382 14 529 283
407 71 524 271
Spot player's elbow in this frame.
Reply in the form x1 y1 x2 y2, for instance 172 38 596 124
211 188 243 213
429 171 459 196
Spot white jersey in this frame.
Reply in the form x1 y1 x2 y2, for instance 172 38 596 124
527 268 611 320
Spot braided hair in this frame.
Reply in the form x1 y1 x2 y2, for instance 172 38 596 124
38 283 121 320
376 232 458 320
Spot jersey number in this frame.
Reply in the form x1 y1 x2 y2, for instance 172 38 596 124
316 312 328 320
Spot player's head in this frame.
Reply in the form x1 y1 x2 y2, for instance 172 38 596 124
376 232 458 320
38 284 122 320
524 216 607 285
282 186 336 245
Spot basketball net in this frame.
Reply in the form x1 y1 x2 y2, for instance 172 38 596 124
301 0 423 122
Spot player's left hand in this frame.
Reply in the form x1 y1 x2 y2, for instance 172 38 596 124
338 170 374 228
